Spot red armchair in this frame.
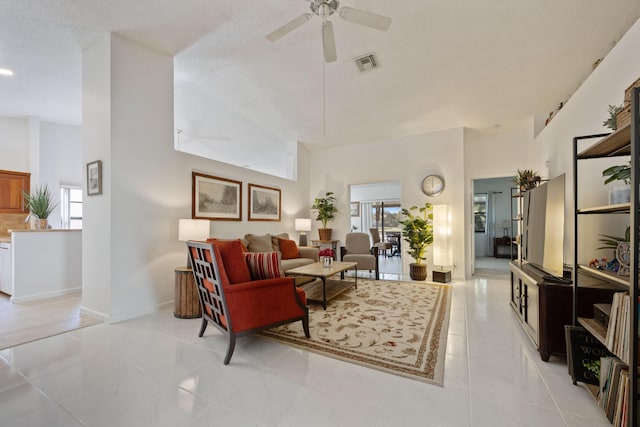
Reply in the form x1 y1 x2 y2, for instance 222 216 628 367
187 240 310 364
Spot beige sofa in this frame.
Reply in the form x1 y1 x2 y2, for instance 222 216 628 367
239 232 319 270
239 233 320 288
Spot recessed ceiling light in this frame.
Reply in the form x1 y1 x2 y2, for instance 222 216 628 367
0 68 14 76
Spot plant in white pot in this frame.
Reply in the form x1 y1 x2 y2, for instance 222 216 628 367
23 184 58 229
602 162 631 204
399 202 434 281
311 191 337 241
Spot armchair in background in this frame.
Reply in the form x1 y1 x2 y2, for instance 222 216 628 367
340 232 379 280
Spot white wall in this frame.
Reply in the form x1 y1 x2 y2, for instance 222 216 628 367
463 120 541 275
82 33 312 323
0 117 28 172
82 34 113 321
40 121 82 228
11 230 82 302
309 128 465 278
536 18 640 266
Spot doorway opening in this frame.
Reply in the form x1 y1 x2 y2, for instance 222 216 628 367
349 181 402 277
472 177 514 275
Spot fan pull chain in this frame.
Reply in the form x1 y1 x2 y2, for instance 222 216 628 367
323 55 326 139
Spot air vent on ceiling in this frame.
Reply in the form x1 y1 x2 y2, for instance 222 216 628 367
354 54 378 72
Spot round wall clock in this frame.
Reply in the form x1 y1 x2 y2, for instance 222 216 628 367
421 174 445 196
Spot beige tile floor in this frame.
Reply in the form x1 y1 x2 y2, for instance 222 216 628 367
0 259 611 426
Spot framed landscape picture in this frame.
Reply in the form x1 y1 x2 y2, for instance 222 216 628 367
350 201 360 217
192 172 242 221
248 183 281 221
86 160 102 196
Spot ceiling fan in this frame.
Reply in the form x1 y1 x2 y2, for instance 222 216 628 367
266 0 392 63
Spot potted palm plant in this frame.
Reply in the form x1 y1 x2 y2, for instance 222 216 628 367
311 191 338 240
23 184 58 229
514 169 541 191
399 202 434 280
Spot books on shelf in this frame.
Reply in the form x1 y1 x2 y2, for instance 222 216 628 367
599 356 629 426
605 292 631 364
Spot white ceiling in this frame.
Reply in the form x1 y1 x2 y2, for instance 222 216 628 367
2 1 640 176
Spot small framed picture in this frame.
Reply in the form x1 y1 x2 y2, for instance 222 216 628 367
192 172 242 221
350 202 360 217
86 160 102 196
248 184 281 221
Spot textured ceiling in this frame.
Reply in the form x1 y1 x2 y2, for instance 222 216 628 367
2 1 640 176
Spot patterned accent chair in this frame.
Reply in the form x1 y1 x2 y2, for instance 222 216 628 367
340 232 379 280
187 240 310 365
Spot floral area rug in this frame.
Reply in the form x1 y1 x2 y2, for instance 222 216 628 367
259 278 452 386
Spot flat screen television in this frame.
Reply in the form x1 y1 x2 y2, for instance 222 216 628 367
522 174 565 279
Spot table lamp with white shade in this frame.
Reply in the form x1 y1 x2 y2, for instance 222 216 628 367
178 218 210 268
294 218 312 246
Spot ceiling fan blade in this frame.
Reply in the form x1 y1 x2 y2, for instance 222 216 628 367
322 20 337 63
339 7 391 31
266 13 312 42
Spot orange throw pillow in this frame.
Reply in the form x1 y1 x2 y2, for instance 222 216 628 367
278 238 300 260
206 239 251 284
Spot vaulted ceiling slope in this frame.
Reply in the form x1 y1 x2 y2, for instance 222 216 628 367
2 1 640 164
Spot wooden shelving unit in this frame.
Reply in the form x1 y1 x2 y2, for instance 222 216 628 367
572 89 640 426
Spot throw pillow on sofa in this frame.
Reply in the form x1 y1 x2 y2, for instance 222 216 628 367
245 252 285 280
206 239 251 284
270 233 289 252
278 238 300 260
244 234 273 252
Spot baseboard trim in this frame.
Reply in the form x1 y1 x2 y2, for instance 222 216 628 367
10 287 81 304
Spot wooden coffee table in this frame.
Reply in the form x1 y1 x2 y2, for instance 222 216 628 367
286 261 357 309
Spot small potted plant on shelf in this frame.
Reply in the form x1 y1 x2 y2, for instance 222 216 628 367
311 191 338 241
513 169 541 191
399 202 433 281
602 162 631 204
597 226 630 275
603 104 623 131
23 184 58 229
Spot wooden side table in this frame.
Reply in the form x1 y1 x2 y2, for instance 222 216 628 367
311 239 339 260
174 267 202 319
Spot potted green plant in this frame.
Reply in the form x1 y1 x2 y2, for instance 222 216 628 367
311 191 337 240
603 162 631 204
603 104 622 131
23 184 58 229
399 202 433 280
514 169 541 191
598 226 631 275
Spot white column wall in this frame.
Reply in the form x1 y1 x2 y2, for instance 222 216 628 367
308 128 466 279
82 34 113 321
82 33 312 322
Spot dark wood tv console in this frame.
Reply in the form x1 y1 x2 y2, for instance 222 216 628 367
509 261 621 361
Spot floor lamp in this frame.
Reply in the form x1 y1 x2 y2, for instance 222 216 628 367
432 204 452 283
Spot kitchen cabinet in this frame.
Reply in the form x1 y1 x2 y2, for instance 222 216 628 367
0 242 12 295
0 170 30 214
